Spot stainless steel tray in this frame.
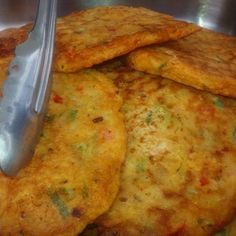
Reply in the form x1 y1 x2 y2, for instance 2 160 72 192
0 0 236 35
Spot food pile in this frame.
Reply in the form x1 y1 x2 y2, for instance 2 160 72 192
0 6 236 236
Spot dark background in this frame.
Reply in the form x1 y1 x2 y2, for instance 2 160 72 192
0 0 236 35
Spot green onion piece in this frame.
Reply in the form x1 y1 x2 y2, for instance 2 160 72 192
186 186 198 197
158 62 167 70
136 157 146 173
49 192 70 219
68 109 78 121
145 111 153 125
213 97 224 109
74 143 88 152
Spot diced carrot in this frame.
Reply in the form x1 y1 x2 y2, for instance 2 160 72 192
53 94 63 104
200 176 209 186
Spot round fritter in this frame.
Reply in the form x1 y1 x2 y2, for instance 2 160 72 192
0 6 198 73
55 6 198 72
127 28 236 98
96 63 236 236
0 70 126 236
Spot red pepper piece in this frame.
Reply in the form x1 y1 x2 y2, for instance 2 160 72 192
200 176 209 186
53 94 63 104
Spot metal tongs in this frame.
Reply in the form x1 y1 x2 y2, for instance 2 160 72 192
0 0 57 176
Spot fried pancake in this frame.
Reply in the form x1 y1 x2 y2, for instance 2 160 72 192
127 28 236 98
55 6 199 72
0 69 126 235
96 62 236 236
0 6 198 73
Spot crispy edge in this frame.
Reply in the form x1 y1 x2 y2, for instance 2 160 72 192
127 29 236 98
0 8 198 74
54 7 199 72
0 24 31 57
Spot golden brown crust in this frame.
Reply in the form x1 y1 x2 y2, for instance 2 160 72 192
54 6 198 72
0 24 31 58
96 61 236 236
127 28 236 98
0 69 126 235
0 6 199 73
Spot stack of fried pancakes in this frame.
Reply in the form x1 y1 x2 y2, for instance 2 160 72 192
0 6 236 236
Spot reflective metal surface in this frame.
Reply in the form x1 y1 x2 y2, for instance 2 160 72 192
0 0 57 176
0 0 235 35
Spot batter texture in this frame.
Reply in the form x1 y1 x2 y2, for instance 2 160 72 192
0 69 126 236
96 62 236 236
0 6 198 73
128 28 236 98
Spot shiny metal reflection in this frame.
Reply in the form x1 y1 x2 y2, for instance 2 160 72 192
0 0 235 35
0 0 57 176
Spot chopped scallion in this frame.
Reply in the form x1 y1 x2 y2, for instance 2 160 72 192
68 109 78 121
213 97 224 109
48 191 70 219
145 111 153 125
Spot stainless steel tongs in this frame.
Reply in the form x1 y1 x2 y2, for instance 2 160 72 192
0 0 57 176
